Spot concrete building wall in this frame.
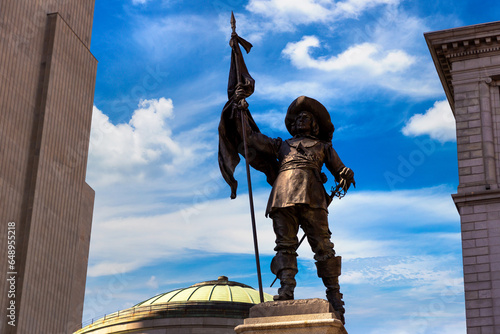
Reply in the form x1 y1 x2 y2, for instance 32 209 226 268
452 67 500 333
0 1 96 333
426 22 500 334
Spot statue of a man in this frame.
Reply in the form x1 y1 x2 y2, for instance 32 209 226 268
219 15 353 323
233 95 355 323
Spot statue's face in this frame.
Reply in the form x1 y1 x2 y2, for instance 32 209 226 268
295 111 314 135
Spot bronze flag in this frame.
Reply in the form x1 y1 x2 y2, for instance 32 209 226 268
218 14 278 199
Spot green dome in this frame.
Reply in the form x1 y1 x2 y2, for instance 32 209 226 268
75 276 273 334
135 276 273 306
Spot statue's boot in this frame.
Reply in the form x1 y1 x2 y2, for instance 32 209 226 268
322 276 345 324
274 269 297 300
271 252 298 301
316 256 345 324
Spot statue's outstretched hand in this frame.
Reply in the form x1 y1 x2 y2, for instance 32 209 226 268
339 167 355 192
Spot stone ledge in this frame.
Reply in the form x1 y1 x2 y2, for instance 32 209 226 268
235 318 346 334
235 299 347 334
249 299 333 318
245 313 335 324
453 189 500 208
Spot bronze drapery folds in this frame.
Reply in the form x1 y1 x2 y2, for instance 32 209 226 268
218 13 278 200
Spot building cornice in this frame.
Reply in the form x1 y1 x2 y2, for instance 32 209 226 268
452 189 500 208
424 21 500 114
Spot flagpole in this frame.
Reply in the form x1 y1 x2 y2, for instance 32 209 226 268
241 114 264 304
231 11 264 303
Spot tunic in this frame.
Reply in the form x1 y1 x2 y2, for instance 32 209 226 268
247 135 345 216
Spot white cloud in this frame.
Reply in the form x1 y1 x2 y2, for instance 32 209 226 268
343 256 462 290
289 271 464 334
132 0 149 4
368 309 464 332
88 98 211 187
87 193 276 276
369 316 465 334
336 0 400 17
402 100 456 143
255 75 337 101
283 36 415 75
146 276 159 289
367 7 427 51
87 186 459 276
246 0 400 31
339 254 465 334
246 5 442 100
252 110 287 132
247 0 331 30
332 186 458 229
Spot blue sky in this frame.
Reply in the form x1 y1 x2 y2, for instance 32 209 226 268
82 1 500 333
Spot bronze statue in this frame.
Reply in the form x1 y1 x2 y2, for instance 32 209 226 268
218 13 354 324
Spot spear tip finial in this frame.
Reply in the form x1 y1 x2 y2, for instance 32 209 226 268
231 11 236 33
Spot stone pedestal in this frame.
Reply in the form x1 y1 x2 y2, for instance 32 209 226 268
234 299 347 334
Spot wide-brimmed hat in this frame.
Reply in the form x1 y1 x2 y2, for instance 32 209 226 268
285 96 334 141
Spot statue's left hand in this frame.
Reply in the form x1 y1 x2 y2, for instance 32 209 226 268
339 167 355 191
